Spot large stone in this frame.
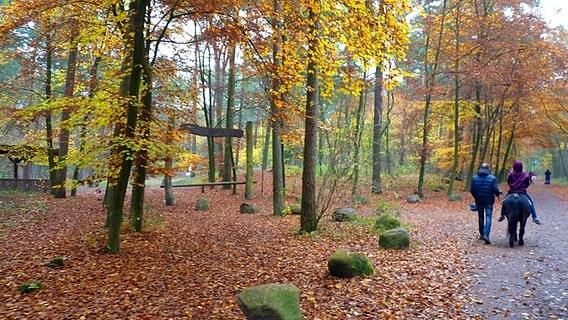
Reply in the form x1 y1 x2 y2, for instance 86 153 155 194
379 227 410 249
327 248 374 279
375 213 401 231
406 195 420 203
240 203 259 214
237 283 302 320
196 197 210 210
332 208 358 222
448 193 463 201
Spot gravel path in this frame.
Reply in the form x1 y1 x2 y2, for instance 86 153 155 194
463 180 568 319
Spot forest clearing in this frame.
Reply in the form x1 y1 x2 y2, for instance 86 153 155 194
1 173 567 319
1 0 568 318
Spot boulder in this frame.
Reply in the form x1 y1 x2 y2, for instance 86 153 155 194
448 193 463 201
406 195 420 203
240 203 259 214
238 283 302 320
375 213 401 231
332 208 358 222
379 227 410 249
351 194 368 205
44 257 65 268
327 248 374 279
196 198 210 210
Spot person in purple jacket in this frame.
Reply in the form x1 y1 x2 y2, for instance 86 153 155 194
498 160 541 225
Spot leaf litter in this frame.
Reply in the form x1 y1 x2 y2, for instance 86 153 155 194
0 175 566 319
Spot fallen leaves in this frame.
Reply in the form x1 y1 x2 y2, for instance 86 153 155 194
2 176 564 319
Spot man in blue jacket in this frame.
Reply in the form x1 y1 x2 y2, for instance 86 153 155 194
470 162 502 244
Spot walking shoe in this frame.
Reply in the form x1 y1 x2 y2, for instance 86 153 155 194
533 219 541 225
498 216 505 222
482 236 491 244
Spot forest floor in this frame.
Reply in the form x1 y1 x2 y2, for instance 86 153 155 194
0 171 566 319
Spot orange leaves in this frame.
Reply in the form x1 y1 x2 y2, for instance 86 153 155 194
0 174 481 319
18 170 568 318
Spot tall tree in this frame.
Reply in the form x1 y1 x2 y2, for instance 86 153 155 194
222 45 237 188
300 0 320 233
372 66 384 194
270 0 285 216
447 0 462 195
107 0 148 253
417 0 448 198
53 23 79 199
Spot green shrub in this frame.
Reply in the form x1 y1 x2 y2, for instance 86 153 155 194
18 281 43 294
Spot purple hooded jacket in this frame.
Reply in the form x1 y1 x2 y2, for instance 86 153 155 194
507 160 530 193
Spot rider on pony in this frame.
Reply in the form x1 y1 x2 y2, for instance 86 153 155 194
498 160 541 225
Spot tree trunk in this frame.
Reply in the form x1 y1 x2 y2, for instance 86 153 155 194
222 46 236 188
131 54 153 232
44 39 56 195
300 3 319 233
53 26 79 199
372 66 383 194
448 9 461 196
352 76 366 199
164 109 175 206
418 0 447 198
465 83 482 191
245 121 253 200
270 0 284 216
262 121 270 171
72 57 101 197
107 0 147 253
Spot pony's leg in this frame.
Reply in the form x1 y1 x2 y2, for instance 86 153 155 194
519 221 526 246
509 221 517 248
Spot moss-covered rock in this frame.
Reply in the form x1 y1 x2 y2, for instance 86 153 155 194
351 194 368 205
406 195 420 203
240 203 259 214
379 227 410 249
238 283 302 320
45 257 65 268
375 214 401 231
196 197 210 210
448 193 463 201
332 208 358 222
327 248 374 279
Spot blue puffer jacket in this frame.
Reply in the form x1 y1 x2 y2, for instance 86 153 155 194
470 167 500 204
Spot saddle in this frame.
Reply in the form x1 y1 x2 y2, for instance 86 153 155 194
504 192 532 206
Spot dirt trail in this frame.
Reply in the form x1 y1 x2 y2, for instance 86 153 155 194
462 179 568 319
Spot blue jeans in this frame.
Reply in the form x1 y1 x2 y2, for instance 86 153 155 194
477 203 493 238
525 193 538 220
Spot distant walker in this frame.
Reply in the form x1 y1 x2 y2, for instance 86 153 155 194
545 169 551 185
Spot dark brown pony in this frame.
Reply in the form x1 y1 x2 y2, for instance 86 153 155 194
502 193 532 248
